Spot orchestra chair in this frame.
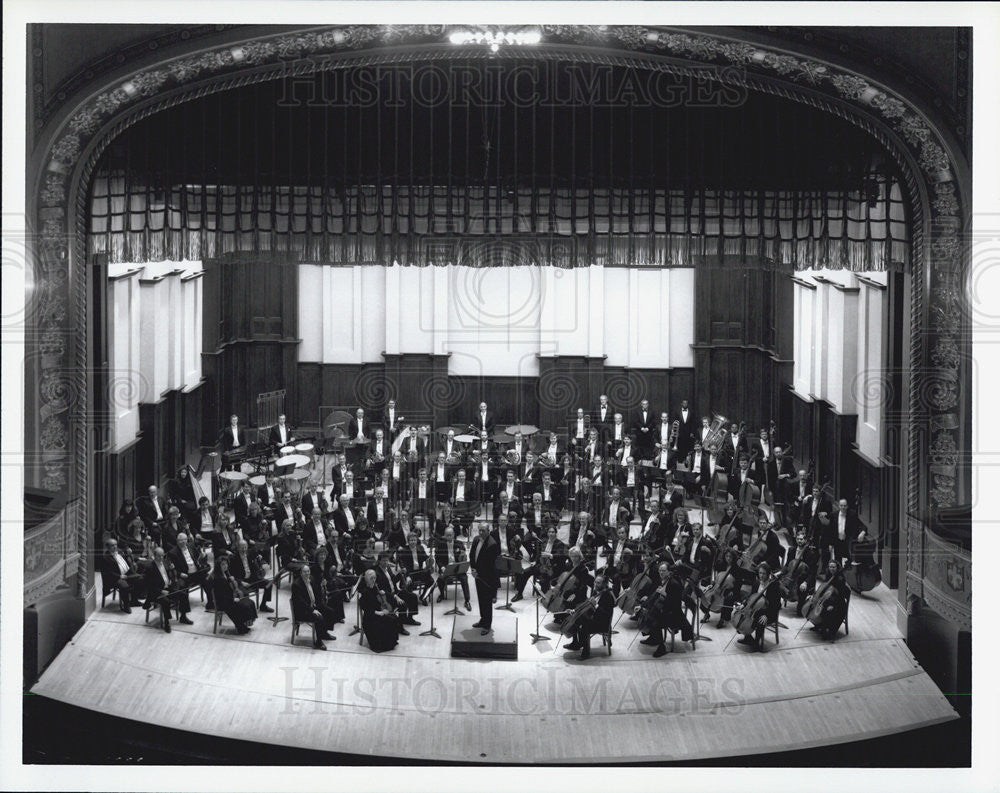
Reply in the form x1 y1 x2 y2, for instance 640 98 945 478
759 618 780 650
213 609 225 634
143 599 162 628
599 629 613 656
100 586 117 610
290 618 318 648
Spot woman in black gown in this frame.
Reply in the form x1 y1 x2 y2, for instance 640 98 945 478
167 465 200 528
358 568 401 653
211 555 257 634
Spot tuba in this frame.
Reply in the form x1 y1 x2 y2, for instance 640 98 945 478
701 414 729 455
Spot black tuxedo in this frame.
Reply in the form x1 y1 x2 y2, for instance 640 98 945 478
220 425 246 452
268 423 295 447
143 560 190 623
469 533 501 628
348 417 369 442
674 408 697 457
593 404 614 440
632 408 658 456
472 410 496 436
434 537 470 602
136 495 169 528
98 549 144 605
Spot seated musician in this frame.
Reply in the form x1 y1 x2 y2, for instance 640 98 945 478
640 561 694 657
685 441 707 498
736 562 782 650
806 560 852 639
525 492 554 538
434 527 471 611
323 525 354 582
506 530 537 603
98 538 144 612
268 413 295 447
211 512 239 557
492 490 522 535
168 531 209 592
700 547 755 628
441 429 460 460
637 499 667 554
542 431 562 468
291 564 334 650
387 450 408 501
553 546 593 622
521 451 542 491
367 487 391 540
359 568 403 653
432 452 452 503
329 453 351 493
390 510 416 549
535 525 568 593
750 515 784 570
781 528 820 616
156 506 187 553
396 531 434 605
715 500 746 553
499 469 521 504
683 522 717 583
450 469 476 537
309 546 346 625
117 514 149 558
564 573 615 661
576 476 599 521
230 538 274 613
331 493 360 537
271 490 297 531
472 437 498 503
211 554 258 634
567 509 595 548
383 398 401 440
669 506 691 549
353 536 380 575
409 468 435 522
242 501 272 551
656 412 673 458
581 428 601 465
433 502 454 543
492 513 521 557
604 525 637 596
136 484 169 531
143 546 193 632
601 486 632 539
618 455 643 515
622 547 663 623
614 434 636 471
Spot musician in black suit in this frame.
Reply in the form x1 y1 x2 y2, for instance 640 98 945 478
680 522 717 583
143 546 192 632
674 399 696 458
383 399 403 441
232 481 256 528
396 531 434 605
375 552 420 626
604 525 637 595
565 573 615 660
799 484 832 547
752 429 778 501
156 507 186 553
167 532 208 591
593 394 613 441
524 492 555 537
230 538 274 611
640 561 694 657
348 408 369 443
737 563 782 650
98 538 144 612
220 414 245 452
434 527 471 609
825 498 867 567
729 455 760 505
291 564 333 649
268 414 295 447
331 495 360 537
637 500 668 554
469 523 501 633
533 525 568 593
491 490 522 534
632 399 657 458
408 468 435 523
136 484 169 530
748 515 784 571
471 401 496 436
449 469 477 536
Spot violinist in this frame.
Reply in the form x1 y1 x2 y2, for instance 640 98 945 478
669 506 692 550
701 547 756 628
275 518 305 569
804 560 851 639
736 562 781 650
525 492 555 537
639 561 694 657
309 546 344 624
565 574 615 661
778 528 820 616
358 568 400 653
396 531 434 605
375 552 420 627
211 554 257 635
168 532 210 594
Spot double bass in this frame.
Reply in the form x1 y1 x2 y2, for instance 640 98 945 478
843 487 882 594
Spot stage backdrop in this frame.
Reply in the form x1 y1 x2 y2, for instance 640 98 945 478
298 263 695 375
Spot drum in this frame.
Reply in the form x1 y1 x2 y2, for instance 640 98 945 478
280 445 296 456
240 461 257 476
248 474 266 487
295 442 314 456
219 469 247 497
454 434 476 444
282 453 310 469
283 468 310 495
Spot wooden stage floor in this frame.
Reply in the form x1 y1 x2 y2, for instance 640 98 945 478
33 572 958 764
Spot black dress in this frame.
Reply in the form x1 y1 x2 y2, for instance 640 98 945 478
359 584 399 653
212 572 257 632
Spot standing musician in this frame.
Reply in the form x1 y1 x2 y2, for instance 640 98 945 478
570 407 589 446
396 531 435 605
594 394 613 441
219 414 246 465
633 399 657 459
752 428 778 502
804 560 852 639
602 486 632 540
618 455 644 515
434 527 471 611
773 445 797 523
375 551 420 627
385 452 408 506
684 441 707 499
826 497 867 568
472 401 496 436
656 412 674 461
726 422 748 472
698 416 712 447
800 483 831 549
472 435 498 504
348 408 368 444
608 413 629 455
564 573 615 660
469 523 501 634
408 467 435 525
367 486 391 540
268 414 295 448
136 484 169 532
537 469 563 513
639 561 694 657
383 399 403 441
369 428 389 473
735 562 782 650
729 455 760 506
358 568 403 653
167 465 202 529
673 399 696 458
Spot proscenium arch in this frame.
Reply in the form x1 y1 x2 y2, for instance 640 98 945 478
27 26 969 615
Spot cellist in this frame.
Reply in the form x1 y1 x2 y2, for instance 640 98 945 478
804 560 851 639
639 561 694 658
736 562 781 650
564 573 615 661
699 547 756 629
778 527 820 616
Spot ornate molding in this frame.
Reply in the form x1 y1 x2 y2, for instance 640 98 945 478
28 24 969 599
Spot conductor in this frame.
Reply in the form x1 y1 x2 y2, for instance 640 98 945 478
469 522 500 635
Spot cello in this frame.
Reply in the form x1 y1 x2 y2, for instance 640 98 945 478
731 573 774 643
800 570 849 636
778 542 817 603
540 560 592 613
616 566 654 616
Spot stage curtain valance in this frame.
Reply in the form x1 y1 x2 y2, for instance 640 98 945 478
89 174 908 270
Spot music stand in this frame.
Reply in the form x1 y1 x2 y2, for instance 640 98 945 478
529 585 547 644
693 495 714 534
440 561 470 615
419 572 442 639
267 568 290 627
495 556 522 613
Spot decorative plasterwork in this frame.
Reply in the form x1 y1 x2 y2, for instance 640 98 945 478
27 25 968 606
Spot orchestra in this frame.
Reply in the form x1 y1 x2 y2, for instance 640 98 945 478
101 399 868 663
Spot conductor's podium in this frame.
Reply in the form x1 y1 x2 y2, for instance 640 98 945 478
450 612 518 660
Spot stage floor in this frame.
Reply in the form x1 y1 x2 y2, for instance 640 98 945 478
32 572 957 763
